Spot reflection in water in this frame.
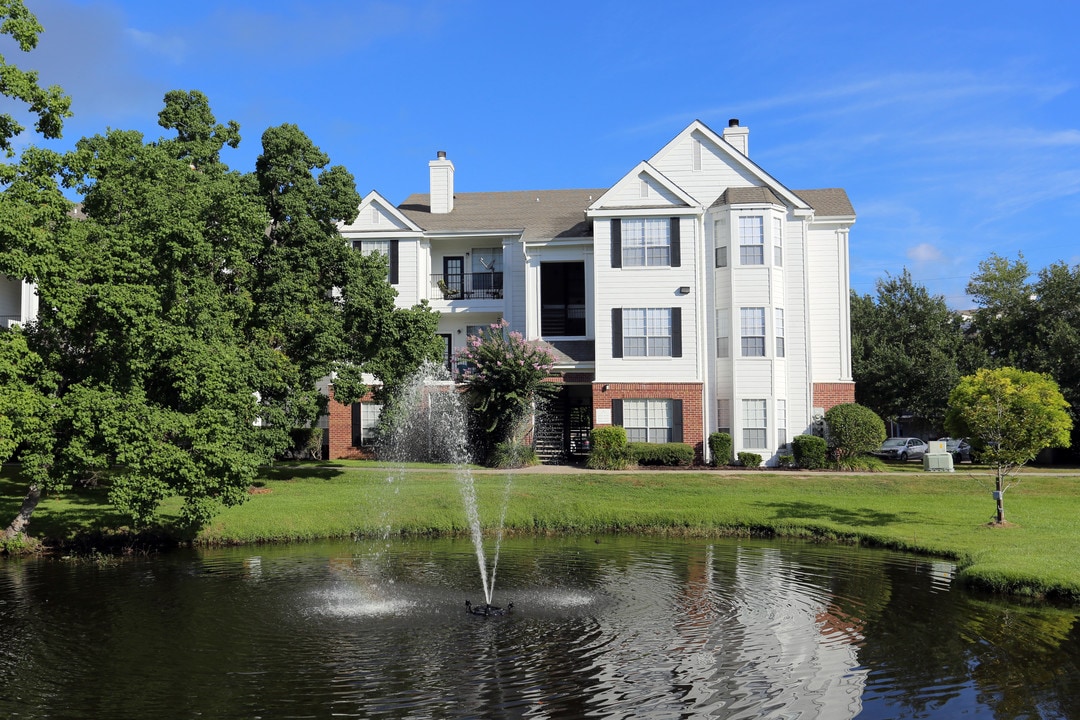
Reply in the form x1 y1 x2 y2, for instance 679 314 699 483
0 537 1077 719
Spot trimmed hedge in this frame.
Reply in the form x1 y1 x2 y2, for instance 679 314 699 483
737 451 762 468
792 434 827 469
708 432 733 466
629 442 695 467
587 426 632 470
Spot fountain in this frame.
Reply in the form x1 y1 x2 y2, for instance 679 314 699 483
376 360 515 613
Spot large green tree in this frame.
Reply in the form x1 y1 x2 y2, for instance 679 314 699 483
2 91 440 538
967 254 1080 455
850 270 979 431
945 367 1072 525
0 0 72 157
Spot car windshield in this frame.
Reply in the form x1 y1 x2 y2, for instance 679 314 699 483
882 439 906 448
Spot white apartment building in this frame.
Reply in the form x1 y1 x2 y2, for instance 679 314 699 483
330 119 855 464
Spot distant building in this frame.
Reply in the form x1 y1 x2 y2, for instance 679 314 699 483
330 120 856 465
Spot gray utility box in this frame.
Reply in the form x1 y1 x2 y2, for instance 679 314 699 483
923 452 954 472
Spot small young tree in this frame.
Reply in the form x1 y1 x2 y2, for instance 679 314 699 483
945 367 1072 525
456 320 557 465
824 403 886 461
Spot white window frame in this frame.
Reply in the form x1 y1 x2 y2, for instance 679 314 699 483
740 307 766 357
717 398 731 435
739 216 764 265
359 402 383 446
624 308 672 357
716 310 730 358
775 308 785 358
624 399 673 444
742 399 768 449
776 399 788 448
622 218 671 267
773 217 783 267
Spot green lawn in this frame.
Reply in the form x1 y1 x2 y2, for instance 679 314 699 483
3 461 1079 600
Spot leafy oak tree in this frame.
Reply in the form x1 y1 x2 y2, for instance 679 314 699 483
850 270 978 432
945 367 1072 525
2 91 440 539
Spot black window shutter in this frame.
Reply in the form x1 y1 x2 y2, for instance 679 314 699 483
388 240 399 284
611 399 623 427
670 217 681 267
612 308 623 358
671 399 683 442
611 219 622 268
671 307 682 357
351 403 363 447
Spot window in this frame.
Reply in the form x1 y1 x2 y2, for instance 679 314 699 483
354 239 398 284
740 307 766 357
623 218 670 267
717 398 731 435
742 399 767 449
351 402 383 447
777 399 788 448
739 216 764 265
623 308 672 357
471 247 503 297
773 218 783 267
716 310 730 358
775 308 785 358
624 399 673 443
715 245 728 268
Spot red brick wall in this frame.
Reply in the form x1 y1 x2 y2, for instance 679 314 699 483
593 382 705 462
812 382 856 412
326 386 377 460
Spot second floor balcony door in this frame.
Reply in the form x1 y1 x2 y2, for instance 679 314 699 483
442 256 465 299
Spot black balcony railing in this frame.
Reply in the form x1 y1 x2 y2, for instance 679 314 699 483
431 272 503 300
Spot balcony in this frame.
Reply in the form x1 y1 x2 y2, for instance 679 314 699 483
430 272 503 301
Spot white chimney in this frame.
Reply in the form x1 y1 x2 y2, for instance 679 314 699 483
722 118 749 156
429 150 455 214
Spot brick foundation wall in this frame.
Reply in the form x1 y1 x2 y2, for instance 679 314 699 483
812 382 856 412
593 382 705 462
326 386 377 460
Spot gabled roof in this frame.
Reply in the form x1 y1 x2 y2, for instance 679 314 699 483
398 189 603 240
340 190 423 233
711 186 786 208
587 161 699 214
792 188 855 218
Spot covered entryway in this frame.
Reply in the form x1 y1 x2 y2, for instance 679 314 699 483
534 385 593 464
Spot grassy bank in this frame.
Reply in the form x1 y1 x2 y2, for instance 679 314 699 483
4 462 1080 600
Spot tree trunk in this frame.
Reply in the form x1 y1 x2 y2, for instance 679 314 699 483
2 483 41 540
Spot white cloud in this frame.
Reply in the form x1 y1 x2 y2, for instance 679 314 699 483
907 243 944 263
124 28 186 64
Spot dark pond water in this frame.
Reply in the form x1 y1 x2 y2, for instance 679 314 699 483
1 536 1078 719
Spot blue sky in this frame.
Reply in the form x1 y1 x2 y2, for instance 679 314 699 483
11 0 1080 307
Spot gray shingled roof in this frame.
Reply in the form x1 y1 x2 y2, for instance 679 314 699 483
793 188 855 217
398 189 605 240
711 186 786 208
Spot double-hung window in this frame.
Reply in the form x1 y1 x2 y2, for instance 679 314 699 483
776 399 788 448
623 308 672 357
351 402 383 447
717 398 731 435
623 399 673 443
739 216 764 265
773 218 783 266
775 308 785 357
740 307 766 357
354 239 399 284
623 218 670 267
742 399 767 449
716 310 730 358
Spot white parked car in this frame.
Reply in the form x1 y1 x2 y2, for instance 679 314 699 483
873 437 929 462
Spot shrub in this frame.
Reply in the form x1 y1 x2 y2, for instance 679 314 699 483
628 442 695 466
737 451 762 468
708 432 732 467
777 454 796 468
587 426 631 470
489 441 539 469
792 435 827 469
824 403 886 460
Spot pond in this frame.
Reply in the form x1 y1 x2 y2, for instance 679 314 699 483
1 536 1077 719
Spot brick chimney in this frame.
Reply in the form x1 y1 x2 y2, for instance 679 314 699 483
429 150 455 214
722 118 749 156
